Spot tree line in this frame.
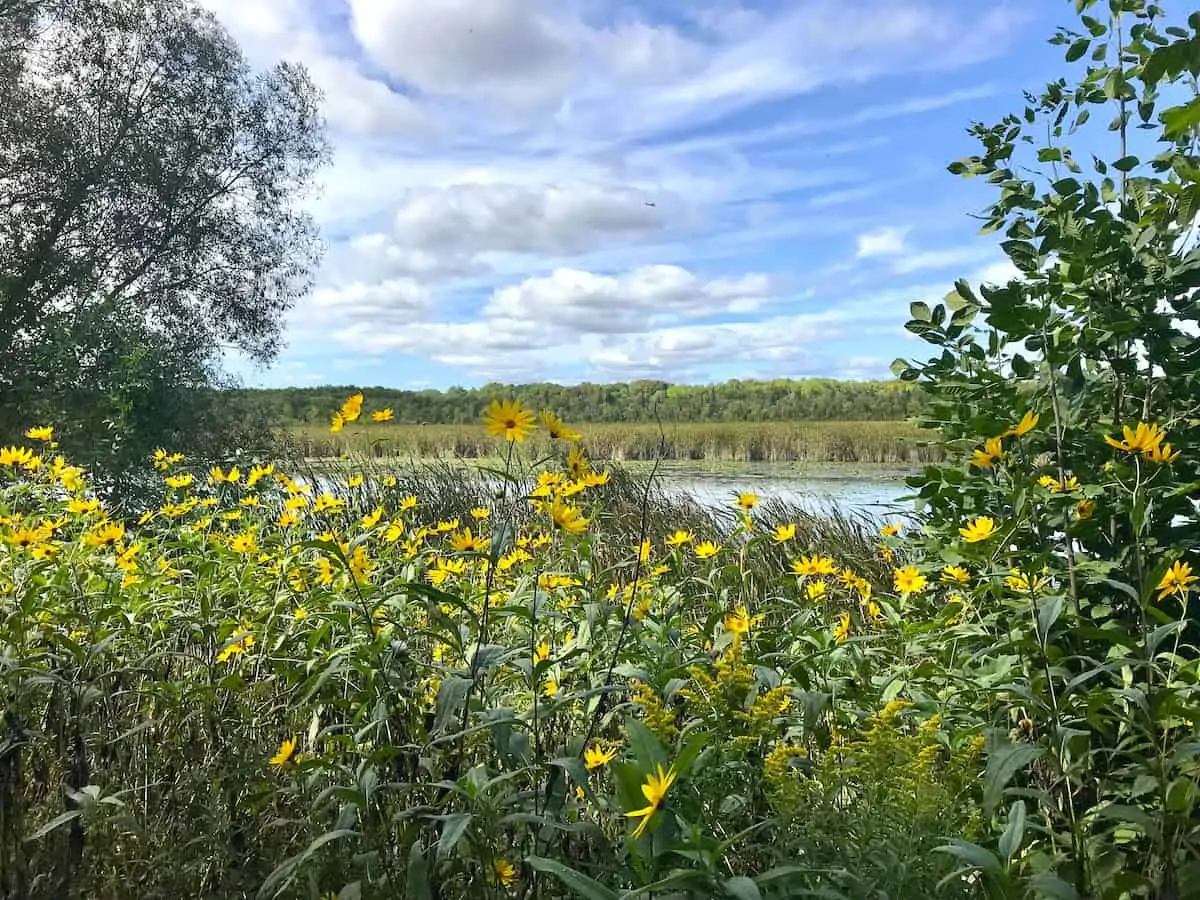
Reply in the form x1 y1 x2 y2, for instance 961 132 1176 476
237 378 927 425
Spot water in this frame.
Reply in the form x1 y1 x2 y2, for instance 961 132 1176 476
650 464 912 518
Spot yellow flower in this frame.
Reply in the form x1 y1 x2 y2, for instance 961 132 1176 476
230 531 257 555
1006 569 1049 594
346 475 364 489
542 678 560 698
82 521 125 548
216 629 254 662
545 497 588 535
893 566 927 595
1076 499 1095 520
626 764 677 839
540 410 582 441
399 494 418 510
209 465 240 484
791 553 837 577
971 436 1006 469
1006 410 1039 437
1156 561 1197 602
348 545 374 581
584 742 619 770
694 540 720 560
636 539 652 563
723 606 762 635
470 506 490 520
666 529 695 546
0 446 35 467
941 565 971 585
165 473 193 489
1105 421 1167 455
24 426 53 441
312 493 345 513
371 408 394 422
339 392 364 423
269 736 297 769
880 521 903 537
361 507 383 529
292 606 309 621
492 859 516 888
805 580 827 602
67 497 101 515
484 398 536 443
329 412 345 433
772 523 796 543
736 492 758 511
1145 442 1181 464
959 516 998 543
533 641 551 663
833 611 851 644
1038 474 1078 492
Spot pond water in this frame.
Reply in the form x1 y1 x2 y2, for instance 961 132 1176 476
647 464 914 518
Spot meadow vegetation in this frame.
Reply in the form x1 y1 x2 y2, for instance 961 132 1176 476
4 2 1200 900
288 420 941 466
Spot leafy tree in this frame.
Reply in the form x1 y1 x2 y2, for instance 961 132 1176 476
0 0 328 476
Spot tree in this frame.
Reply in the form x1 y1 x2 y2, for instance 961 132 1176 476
0 0 328 474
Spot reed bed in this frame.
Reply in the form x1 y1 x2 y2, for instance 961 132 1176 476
286 420 942 465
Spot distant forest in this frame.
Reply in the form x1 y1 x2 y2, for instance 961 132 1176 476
237 379 926 425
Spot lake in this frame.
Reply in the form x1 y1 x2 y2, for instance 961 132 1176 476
643 463 913 518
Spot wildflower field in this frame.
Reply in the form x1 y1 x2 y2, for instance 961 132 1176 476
3 378 1199 899
5 4 1200 899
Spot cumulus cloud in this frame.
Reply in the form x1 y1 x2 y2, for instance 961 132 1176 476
483 265 776 333
390 182 671 256
856 226 909 258
201 0 1032 387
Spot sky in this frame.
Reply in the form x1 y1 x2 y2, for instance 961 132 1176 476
202 0 1075 391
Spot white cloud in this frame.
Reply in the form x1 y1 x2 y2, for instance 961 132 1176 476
390 182 672 256
483 265 776 334
193 0 1032 386
857 226 910 258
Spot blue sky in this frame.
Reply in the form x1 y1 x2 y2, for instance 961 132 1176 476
204 0 1080 390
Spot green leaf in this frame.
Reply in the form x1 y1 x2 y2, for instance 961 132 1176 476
526 856 619 900
998 800 1026 862
436 812 471 862
624 719 666 770
1027 874 1081 899
723 876 762 900
25 809 82 841
1113 155 1140 172
1066 38 1090 61
406 843 433 900
984 734 1044 815
910 301 932 322
337 883 362 900
1037 595 1066 643
434 677 473 734
934 839 1003 875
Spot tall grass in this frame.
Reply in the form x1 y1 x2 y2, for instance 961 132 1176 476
292 457 893 587
288 420 942 465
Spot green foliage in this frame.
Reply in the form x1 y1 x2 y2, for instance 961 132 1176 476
893 3 1200 895
239 378 928 427
0 418 975 900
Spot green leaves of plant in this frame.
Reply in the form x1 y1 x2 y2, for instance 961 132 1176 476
983 732 1045 815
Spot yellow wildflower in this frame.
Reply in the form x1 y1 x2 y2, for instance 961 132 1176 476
1105 421 1166 455
694 540 720 560
772 523 796 543
833 612 851 644
484 398 536 443
584 741 619 770
24 426 53 441
959 516 998 543
269 736 297 769
626 764 677 839
540 410 582 441
371 408 394 422
941 565 971 585
893 566 927 595
1156 561 1197 602
1006 410 1039 437
971 436 1006 469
